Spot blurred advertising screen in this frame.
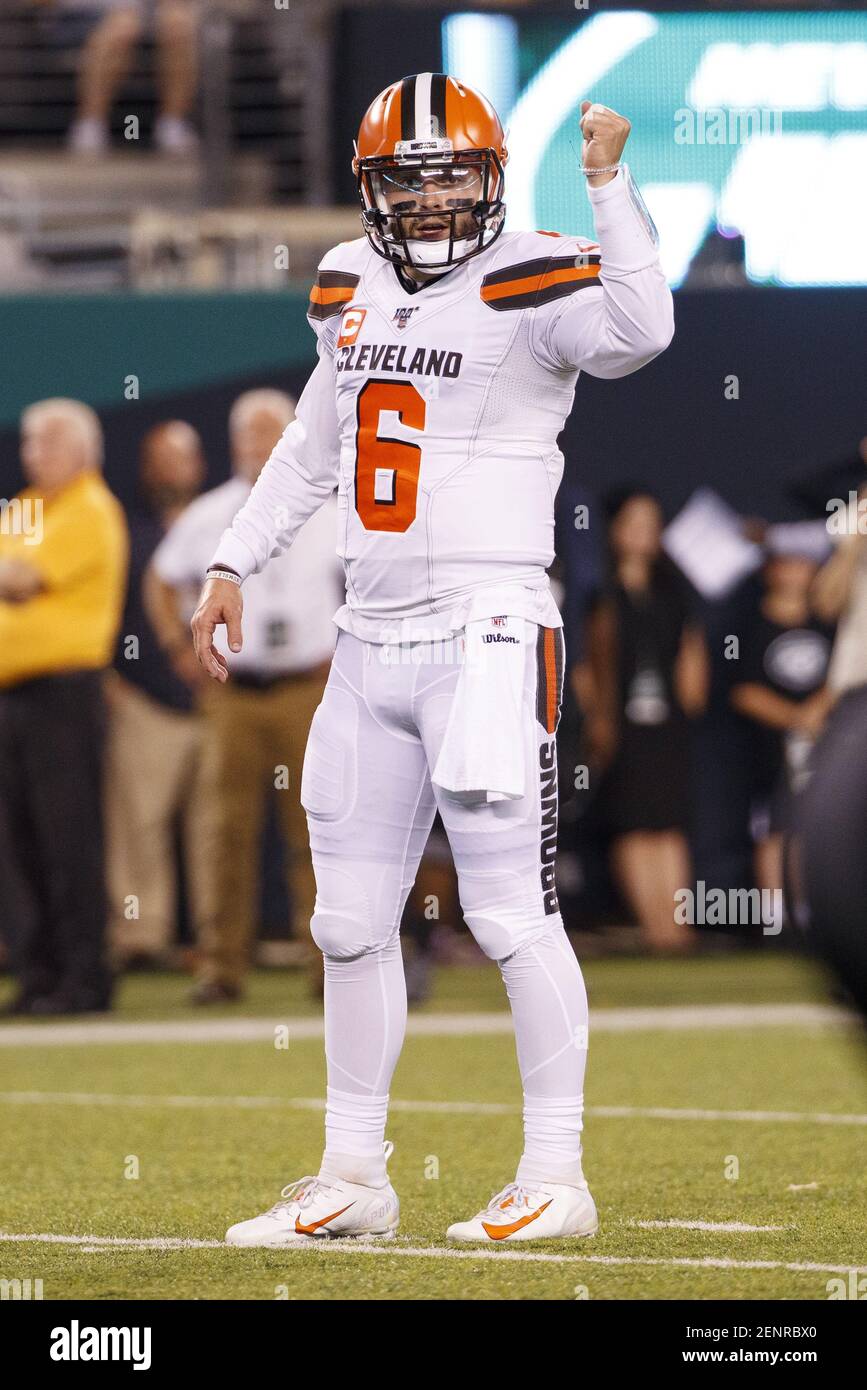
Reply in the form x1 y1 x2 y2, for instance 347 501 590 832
443 9 867 287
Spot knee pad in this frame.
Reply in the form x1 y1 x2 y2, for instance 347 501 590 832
310 911 367 961
309 862 392 961
311 907 403 962
460 868 558 962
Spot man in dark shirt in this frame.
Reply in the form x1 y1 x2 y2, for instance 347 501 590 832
105 421 207 964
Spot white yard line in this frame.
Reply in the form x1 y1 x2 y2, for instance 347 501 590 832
0 1233 225 1250
549 1254 867 1274
0 1002 855 1048
633 1220 788 1233
590 1105 867 1127
0 1231 864 1275
2 1089 866 1127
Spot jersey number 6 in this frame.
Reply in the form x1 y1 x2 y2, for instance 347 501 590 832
354 379 426 532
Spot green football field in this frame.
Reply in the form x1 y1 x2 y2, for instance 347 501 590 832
1 952 866 1302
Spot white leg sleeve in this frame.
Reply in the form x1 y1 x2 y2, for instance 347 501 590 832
302 633 437 1187
499 925 590 1187
415 625 589 1184
319 937 407 1187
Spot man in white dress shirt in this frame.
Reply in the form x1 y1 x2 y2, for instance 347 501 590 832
148 389 342 1001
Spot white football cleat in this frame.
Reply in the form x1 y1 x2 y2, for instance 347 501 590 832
225 1160 399 1248
447 1180 598 1244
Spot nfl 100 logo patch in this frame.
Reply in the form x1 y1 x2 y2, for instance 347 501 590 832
393 307 417 331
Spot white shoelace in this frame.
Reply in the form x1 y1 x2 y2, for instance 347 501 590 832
268 1176 336 1216
480 1182 538 1221
267 1143 394 1218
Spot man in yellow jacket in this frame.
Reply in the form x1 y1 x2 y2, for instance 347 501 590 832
0 398 128 1014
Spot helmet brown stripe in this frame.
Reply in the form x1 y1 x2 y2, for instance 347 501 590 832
430 72 448 138
399 75 416 141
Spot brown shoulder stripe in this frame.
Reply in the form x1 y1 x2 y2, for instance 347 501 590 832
481 254 601 312
308 270 360 320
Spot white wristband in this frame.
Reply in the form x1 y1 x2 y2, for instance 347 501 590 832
206 567 241 586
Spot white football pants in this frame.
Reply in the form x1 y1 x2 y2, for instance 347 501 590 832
301 626 590 1189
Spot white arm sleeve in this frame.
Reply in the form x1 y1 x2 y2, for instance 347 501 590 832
533 169 674 380
210 344 341 580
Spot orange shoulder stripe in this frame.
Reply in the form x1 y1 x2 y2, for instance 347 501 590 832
309 284 356 306
481 263 599 304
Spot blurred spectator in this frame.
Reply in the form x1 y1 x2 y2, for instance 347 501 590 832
731 542 834 920
105 420 207 966
813 447 867 699
145 389 343 1002
0 398 128 1014
554 475 603 683
59 0 200 156
579 488 708 952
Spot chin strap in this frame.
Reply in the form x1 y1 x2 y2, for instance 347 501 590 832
410 262 454 279
395 260 459 294
398 238 479 276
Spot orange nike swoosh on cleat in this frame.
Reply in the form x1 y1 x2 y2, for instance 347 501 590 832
294 1203 354 1236
482 1199 552 1240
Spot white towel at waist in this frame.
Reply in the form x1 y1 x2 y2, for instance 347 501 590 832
432 615 528 804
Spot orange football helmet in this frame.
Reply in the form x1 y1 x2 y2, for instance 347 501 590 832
353 73 509 273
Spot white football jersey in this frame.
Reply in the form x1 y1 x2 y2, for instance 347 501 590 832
214 170 674 643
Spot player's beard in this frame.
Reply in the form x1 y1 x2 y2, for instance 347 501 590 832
393 205 482 274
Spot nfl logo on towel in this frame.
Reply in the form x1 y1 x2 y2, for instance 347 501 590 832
491 616 506 627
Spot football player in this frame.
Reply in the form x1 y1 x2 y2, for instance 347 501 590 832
192 74 674 1245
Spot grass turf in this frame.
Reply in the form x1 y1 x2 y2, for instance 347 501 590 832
1 952 865 1301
